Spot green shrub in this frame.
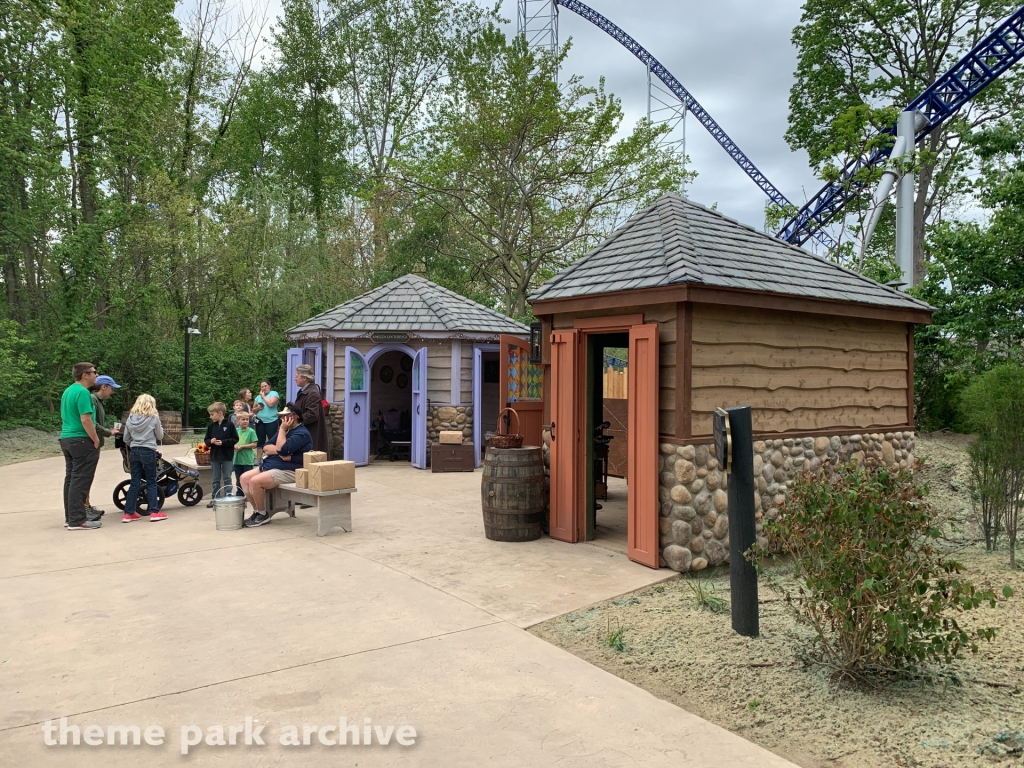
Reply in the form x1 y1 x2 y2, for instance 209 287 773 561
961 363 1024 568
755 459 1007 685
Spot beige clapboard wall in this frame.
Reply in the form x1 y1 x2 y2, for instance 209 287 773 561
689 304 909 437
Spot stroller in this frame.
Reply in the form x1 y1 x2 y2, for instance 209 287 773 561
112 433 204 513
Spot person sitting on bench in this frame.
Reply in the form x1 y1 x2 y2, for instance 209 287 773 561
239 404 312 528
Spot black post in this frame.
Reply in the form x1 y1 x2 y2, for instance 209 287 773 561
183 318 192 430
727 405 758 637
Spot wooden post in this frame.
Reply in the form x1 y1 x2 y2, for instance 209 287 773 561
726 405 758 637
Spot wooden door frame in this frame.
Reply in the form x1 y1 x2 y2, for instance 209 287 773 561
572 316 650 548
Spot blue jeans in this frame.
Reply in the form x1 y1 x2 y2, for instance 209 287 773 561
127 447 160 513
234 464 254 488
211 460 235 499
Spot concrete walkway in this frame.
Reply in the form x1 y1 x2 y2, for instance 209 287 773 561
0 447 796 767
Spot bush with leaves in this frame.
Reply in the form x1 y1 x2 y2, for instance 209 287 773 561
754 459 1007 685
961 363 1024 568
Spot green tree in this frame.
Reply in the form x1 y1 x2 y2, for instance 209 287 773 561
410 28 691 318
787 0 1022 279
961 364 1024 568
913 114 1024 428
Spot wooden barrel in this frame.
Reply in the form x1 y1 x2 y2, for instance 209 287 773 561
159 411 182 445
481 446 545 542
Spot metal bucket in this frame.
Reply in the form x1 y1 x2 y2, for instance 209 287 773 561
213 485 246 531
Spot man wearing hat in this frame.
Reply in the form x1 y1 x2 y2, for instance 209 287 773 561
85 374 121 520
239 404 312 527
293 363 330 457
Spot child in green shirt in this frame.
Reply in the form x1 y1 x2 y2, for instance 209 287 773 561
233 412 259 487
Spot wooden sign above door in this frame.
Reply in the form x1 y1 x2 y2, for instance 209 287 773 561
370 331 410 343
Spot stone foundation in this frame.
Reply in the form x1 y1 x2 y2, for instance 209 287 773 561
328 404 345 459
427 405 473 462
658 431 916 572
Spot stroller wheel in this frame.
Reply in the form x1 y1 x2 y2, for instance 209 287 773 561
177 482 203 507
113 480 166 514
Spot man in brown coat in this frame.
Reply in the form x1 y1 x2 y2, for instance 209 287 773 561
293 363 330 457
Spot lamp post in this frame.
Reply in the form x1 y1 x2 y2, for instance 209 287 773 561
183 315 200 429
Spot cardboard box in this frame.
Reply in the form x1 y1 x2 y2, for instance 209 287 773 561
308 460 356 492
303 451 328 469
295 468 309 489
439 431 463 444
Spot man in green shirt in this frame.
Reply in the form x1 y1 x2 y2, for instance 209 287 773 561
60 362 102 530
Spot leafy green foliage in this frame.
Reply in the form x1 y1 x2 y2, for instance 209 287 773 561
411 28 691 319
786 0 1020 278
913 116 1024 430
961 364 1024 567
754 459 1004 685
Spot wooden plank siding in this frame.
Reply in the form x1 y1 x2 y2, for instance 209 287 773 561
426 345 453 404
690 304 909 437
461 342 474 405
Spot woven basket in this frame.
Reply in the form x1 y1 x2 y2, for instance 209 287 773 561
191 447 212 466
491 408 524 449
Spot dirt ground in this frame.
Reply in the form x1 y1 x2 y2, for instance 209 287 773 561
530 433 1024 768
0 427 67 465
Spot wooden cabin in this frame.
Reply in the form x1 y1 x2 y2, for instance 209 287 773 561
285 275 529 468
528 193 933 571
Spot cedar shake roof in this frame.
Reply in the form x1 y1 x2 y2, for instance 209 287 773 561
528 192 934 313
287 274 529 335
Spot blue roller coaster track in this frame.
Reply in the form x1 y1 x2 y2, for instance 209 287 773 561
554 0 1024 251
777 5 1024 246
553 0 838 250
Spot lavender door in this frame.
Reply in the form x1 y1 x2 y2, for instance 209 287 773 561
411 347 427 469
286 348 303 404
344 347 370 466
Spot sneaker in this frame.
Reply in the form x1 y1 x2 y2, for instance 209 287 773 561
149 511 168 522
89 506 106 517
206 501 215 508
122 512 142 523
243 512 270 528
68 520 102 530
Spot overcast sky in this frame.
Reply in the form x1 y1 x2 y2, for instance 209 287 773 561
203 0 822 231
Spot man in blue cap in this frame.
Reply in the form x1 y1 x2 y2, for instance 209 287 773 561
85 374 121 520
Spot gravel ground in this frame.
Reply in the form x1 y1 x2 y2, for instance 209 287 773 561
530 433 1024 768
0 427 66 465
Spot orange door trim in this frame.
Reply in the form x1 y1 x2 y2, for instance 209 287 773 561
549 329 579 543
627 323 660 568
573 314 644 330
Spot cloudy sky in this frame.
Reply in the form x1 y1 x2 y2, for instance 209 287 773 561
208 0 822 231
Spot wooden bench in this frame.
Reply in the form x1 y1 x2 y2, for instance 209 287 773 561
265 483 356 536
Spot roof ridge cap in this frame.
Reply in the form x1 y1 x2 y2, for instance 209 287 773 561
661 195 702 285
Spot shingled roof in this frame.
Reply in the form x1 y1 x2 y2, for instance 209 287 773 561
287 274 529 335
529 192 933 313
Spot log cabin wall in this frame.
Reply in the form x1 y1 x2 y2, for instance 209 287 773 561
688 303 910 438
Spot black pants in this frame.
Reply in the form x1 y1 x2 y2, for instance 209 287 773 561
255 418 279 448
61 437 100 527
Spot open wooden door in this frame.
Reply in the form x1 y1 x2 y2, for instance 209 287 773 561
411 347 427 469
627 324 660 568
286 348 303 404
344 347 370 466
549 330 579 543
499 334 543 448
